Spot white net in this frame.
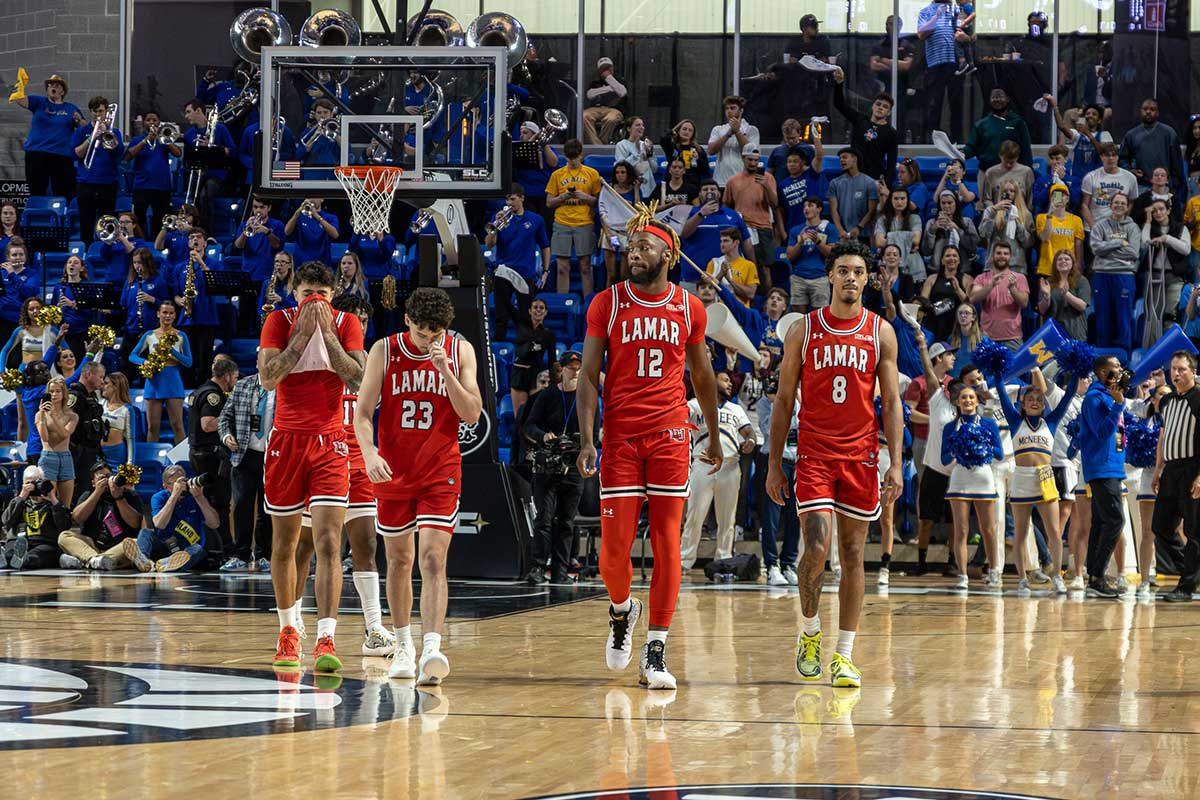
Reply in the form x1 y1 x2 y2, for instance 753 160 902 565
333 166 404 235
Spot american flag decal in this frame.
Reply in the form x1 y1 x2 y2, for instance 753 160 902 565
272 161 300 179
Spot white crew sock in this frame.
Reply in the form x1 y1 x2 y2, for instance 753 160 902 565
290 599 303 627
423 632 442 653
353 571 382 631
647 630 667 644
801 614 821 636
277 608 291 630
836 629 856 659
317 617 336 640
611 597 631 613
394 625 413 648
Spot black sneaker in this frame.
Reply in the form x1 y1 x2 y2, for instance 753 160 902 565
525 567 548 586
638 639 677 689
1086 578 1120 598
1163 585 1195 603
549 571 573 585
9 536 27 570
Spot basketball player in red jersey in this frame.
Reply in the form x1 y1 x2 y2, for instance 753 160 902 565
767 239 904 689
355 287 483 685
577 205 723 690
290 295 396 661
259 261 366 673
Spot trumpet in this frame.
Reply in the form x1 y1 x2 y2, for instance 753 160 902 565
364 130 393 164
261 272 279 322
244 212 267 236
532 108 568 145
95 215 121 244
83 102 119 170
156 122 181 146
161 213 187 232
409 207 434 234
299 118 339 150
485 205 515 236
300 201 317 218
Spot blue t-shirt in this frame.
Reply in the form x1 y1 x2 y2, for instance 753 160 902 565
128 135 173 191
183 122 236 180
161 231 190 269
1032 172 1082 214
905 183 931 219
787 221 839 279
51 282 97 331
829 172 879 233
0 270 40 324
23 95 82 157
97 240 152 285
767 143 816 185
258 278 298 316
349 234 396 280
150 490 208 552
778 170 824 231
681 206 752 274
120 276 171 333
291 211 338 266
71 124 125 185
495 212 550 280
297 127 339 166
239 217 286 282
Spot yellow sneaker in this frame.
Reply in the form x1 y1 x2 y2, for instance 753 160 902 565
795 631 822 682
829 652 862 688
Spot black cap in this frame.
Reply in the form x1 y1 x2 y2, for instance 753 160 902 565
800 14 820 29
559 350 582 367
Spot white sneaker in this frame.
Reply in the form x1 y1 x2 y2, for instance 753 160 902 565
1116 576 1132 595
58 553 84 569
783 567 798 585
1136 581 1151 598
88 555 116 571
832 567 842 584
605 598 642 671
954 574 969 591
984 569 1002 588
877 566 890 586
362 626 397 657
1053 576 1067 594
1016 578 1030 595
388 640 417 679
766 565 787 586
417 649 450 686
638 641 677 690
1068 575 1085 591
1030 569 1051 584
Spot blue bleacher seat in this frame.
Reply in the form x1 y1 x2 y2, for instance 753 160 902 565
583 154 616 175
497 394 515 448
229 338 260 369
331 243 349 264
1094 346 1128 366
25 196 68 215
1130 348 1150 370
539 292 582 340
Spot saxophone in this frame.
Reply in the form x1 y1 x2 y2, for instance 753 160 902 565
261 272 278 322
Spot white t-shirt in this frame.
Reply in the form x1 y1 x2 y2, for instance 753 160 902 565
924 388 958 477
708 119 760 186
1080 166 1139 228
688 398 752 459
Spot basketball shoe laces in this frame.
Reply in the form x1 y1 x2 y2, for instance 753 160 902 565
644 640 667 673
609 609 631 650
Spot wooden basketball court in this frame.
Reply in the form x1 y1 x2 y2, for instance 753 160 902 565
2 570 1195 800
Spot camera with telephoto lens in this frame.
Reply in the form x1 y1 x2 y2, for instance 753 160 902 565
188 474 212 490
113 471 132 488
1117 368 1134 393
532 434 582 476
29 479 54 497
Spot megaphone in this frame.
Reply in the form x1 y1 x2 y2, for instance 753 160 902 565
705 304 761 361
931 130 965 163
1002 319 1069 382
1132 324 1200 385
775 312 805 349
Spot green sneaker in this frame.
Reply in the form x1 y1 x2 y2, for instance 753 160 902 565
795 631 822 682
830 652 862 688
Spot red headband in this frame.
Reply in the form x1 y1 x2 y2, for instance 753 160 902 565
638 224 676 252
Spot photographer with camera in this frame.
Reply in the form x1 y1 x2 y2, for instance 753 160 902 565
1080 354 1131 598
1 466 72 570
188 355 238 561
523 350 593 584
59 461 144 570
122 464 217 573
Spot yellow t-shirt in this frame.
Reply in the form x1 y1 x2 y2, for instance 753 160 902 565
1185 195 1200 250
1035 212 1084 276
546 163 602 228
706 255 759 306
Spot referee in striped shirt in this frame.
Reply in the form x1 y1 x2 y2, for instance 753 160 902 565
1151 351 1200 602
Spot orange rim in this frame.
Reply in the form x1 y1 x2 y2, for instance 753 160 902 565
334 165 403 180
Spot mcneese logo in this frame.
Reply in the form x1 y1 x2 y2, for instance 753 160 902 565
459 414 492 456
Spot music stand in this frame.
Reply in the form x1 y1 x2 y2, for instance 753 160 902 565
202 270 251 297
512 140 541 171
184 144 230 172
69 282 121 312
21 224 70 254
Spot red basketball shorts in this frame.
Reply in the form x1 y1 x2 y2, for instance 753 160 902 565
301 466 376 528
264 429 350 516
793 455 881 521
599 427 692 506
376 487 461 537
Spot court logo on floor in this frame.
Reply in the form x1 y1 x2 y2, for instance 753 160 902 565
526 785 1060 800
0 658 436 750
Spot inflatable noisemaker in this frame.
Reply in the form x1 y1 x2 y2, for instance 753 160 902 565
1001 319 1069 381
705 304 761 361
1131 324 1200 386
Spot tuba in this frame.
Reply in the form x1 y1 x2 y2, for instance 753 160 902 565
298 9 362 48
229 8 293 62
405 75 444 130
465 13 527 66
95 215 121 244
533 109 568 145
406 9 464 47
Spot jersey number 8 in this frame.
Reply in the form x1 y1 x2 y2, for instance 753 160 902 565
637 347 664 378
400 399 434 430
832 375 847 404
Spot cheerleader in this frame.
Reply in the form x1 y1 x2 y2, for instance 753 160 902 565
942 383 1004 590
1 297 67 440
257 251 296 323
100 371 135 468
874 386 912 587
51 254 97 357
128 300 191 443
349 231 397 280
996 370 1074 594
116 248 170 380
1132 385 1169 597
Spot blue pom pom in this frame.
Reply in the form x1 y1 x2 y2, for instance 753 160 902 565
874 396 913 426
948 418 994 469
1057 339 1095 378
1125 418 1159 469
974 340 1013 379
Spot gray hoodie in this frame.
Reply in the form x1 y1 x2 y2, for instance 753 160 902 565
1090 215 1142 274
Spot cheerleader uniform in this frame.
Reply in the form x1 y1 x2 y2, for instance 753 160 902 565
942 413 1003 499
0 325 55 368
997 380 1073 505
102 403 133 468
128 329 192 399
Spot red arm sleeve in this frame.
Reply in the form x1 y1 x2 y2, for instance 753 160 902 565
687 293 708 345
585 289 613 338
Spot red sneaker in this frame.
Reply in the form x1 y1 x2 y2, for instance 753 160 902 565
313 635 342 673
274 625 301 667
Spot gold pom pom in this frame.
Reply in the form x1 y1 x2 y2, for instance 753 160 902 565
35 306 63 327
87 325 117 349
139 331 180 379
116 463 142 486
0 369 23 391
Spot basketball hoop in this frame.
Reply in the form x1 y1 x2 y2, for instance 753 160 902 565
333 165 404 235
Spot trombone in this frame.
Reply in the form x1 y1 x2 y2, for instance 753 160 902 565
83 103 119 170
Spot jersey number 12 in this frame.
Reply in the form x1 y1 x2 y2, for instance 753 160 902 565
637 347 664 378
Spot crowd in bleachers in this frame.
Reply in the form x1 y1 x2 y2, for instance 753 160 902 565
3 52 1200 598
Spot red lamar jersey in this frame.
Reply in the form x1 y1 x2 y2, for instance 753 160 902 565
260 305 365 435
796 306 881 463
375 331 464 496
342 392 364 469
585 281 707 441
